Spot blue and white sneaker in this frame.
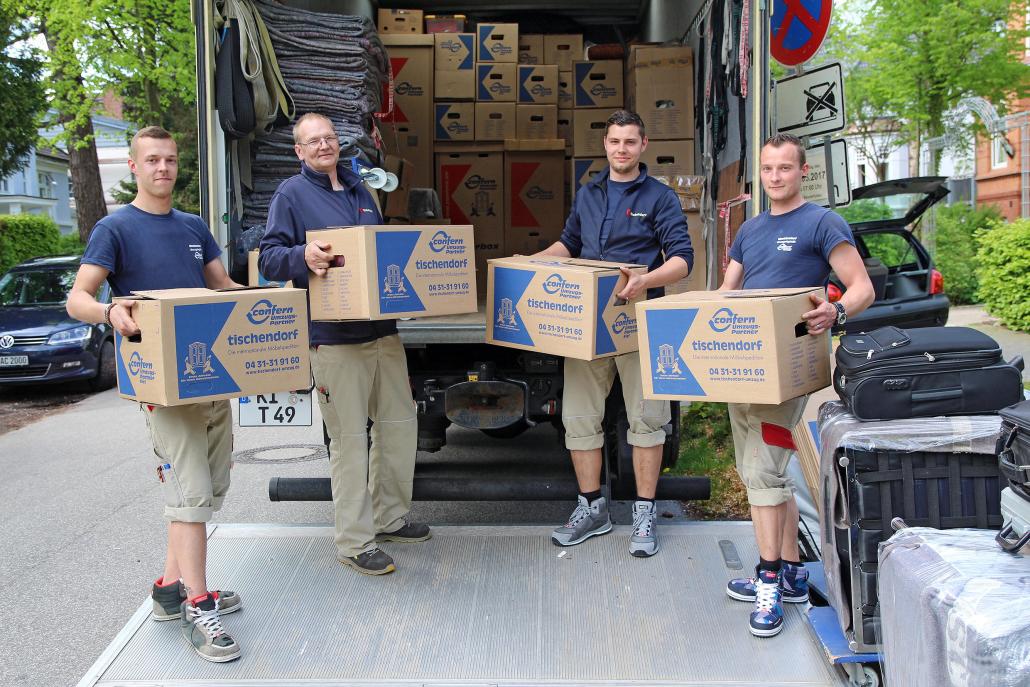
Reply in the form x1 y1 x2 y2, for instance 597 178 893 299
749 569 785 637
726 562 809 603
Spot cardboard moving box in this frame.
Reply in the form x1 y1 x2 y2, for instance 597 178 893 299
476 63 516 102
248 250 291 288
518 34 543 64
435 102 475 140
641 140 695 176
516 104 558 139
476 23 517 62
434 33 474 70
435 146 505 241
435 70 475 100
378 8 423 33
571 157 607 200
381 35 434 186
664 213 707 294
573 60 624 109
486 256 644 360
636 288 830 403
380 122 432 189
544 34 584 71
573 109 609 157
626 45 695 140
504 140 566 254
557 109 573 149
306 225 477 321
557 72 574 109
518 65 558 104
114 287 310 406
475 102 516 140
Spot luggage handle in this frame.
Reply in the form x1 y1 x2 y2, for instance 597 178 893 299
998 449 1030 479
995 522 1030 553
1010 355 1025 372
911 388 962 403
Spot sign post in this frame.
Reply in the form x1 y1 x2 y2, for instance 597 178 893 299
801 138 850 208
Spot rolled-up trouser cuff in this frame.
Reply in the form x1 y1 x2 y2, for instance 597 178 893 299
745 483 796 507
164 505 214 523
627 427 667 448
565 432 604 451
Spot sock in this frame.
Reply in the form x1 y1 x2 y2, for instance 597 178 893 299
759 558 782 573
189 592 215 611
154 576 178 588
580 489 602 504
635 496 655 505
782 559 803 568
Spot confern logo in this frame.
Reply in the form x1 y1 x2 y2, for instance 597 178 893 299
708 307 737 333
611 312 636 335
542 273 566 295
129 351 143 376
429 230 464 253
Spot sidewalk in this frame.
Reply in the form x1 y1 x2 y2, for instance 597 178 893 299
948 305 1030 382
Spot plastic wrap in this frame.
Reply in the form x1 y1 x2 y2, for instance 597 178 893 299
651 174 704 212
879 527 1030 687
816 401 1004 640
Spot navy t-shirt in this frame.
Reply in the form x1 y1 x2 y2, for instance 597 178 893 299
597 178 634 254
728 202 854 289
81 204 221 296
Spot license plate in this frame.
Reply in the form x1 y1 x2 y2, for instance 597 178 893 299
0 355 28 367
237 391 312 427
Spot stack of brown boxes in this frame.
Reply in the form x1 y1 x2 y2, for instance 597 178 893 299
435 32 476 142
625 44 702 292
470 22 517 144
570 54 622 207
380 34 434 188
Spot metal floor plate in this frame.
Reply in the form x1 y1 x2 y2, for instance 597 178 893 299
84 522 844 686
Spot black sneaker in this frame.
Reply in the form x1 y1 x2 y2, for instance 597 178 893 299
339 548 396 575
152 579 242 621
180 595 241 662
376 520 432 543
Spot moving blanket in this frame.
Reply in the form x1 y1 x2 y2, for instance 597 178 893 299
879 527 1030 687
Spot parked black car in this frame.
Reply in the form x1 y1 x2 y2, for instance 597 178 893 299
0 255 115 389
830 176 951 333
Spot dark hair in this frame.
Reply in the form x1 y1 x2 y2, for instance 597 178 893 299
604 109 646 139
130 126 174 159
763 133 806 165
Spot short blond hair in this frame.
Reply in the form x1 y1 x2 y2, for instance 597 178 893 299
292 113 334 145
130 126 174 159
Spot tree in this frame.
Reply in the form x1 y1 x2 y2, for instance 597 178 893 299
853 0 1030 173
0 2 46 180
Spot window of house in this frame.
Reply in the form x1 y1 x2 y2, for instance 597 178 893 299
992 135 1009 169
38 172 56 199
857 163 866 187
0 178 8 193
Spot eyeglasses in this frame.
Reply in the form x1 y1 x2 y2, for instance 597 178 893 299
300 135 339 148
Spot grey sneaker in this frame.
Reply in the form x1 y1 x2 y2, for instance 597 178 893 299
152 579 242 621
180 596 241 663
376 520 432 543
339 548 396 575
551 495 612 546
629 500 659 557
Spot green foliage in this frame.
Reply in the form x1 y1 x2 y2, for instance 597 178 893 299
835 199 894 224
112 104 200 215
0 213 61 273
52 230 84 256
0 2 47 179
933 203 1000 304
668 402 748 520
845 0 1030 172
976 219 1030 331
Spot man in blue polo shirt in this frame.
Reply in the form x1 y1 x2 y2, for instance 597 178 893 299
260 113 429 577
721 133 874 638
537 109 693 557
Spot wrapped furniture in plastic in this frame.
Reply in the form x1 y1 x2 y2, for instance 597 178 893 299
879 527 1030 687
817 401 1003 651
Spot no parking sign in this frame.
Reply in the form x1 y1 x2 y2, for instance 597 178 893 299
770 0 833 67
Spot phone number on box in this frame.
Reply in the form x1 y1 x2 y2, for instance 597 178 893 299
246 356 302 370
427 282 470 292
709 367 765 376
539 323 582 337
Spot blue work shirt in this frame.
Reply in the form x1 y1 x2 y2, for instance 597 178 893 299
260 162 395 346
81 204 220 296
558 164 693 298
729 202 855 289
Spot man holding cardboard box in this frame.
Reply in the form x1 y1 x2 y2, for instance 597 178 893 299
67 127 244 663
720 134 874 638
259 113 429 577
538 110 693 557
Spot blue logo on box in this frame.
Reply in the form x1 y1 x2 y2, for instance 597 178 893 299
492 266 534 346
428 230 465 254
247 299 275 325
645 308 705 396
376 231 426 314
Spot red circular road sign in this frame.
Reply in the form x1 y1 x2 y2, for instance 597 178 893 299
770 0 833 67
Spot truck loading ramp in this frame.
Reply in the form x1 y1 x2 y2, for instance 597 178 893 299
80 522 845 686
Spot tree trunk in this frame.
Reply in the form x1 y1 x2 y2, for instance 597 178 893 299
67 117 108 243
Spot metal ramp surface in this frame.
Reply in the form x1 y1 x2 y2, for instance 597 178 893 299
82 522 845 686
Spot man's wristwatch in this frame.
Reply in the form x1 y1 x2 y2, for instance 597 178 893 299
832 301 847 326
104 302 117 326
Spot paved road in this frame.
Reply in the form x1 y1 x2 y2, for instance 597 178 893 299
948 305 1030 382
0 390 683 687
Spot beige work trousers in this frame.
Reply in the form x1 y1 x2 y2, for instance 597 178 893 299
310 335 417 557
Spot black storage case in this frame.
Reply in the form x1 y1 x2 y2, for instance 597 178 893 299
997 399 1030 490
833 326 1023 421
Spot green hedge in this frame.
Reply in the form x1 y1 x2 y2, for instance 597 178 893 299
934 203 1000 305
0 213 62 274
976 219 1030 332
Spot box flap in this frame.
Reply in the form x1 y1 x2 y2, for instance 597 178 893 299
130 288 215 300
722 287 820 299
565 258 645 270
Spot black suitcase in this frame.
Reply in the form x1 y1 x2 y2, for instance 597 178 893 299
997 399 1030 490
833 326 1024 421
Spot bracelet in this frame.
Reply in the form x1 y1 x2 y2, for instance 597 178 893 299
104 302 116 326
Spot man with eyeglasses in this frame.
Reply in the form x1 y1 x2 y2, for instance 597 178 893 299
259 113 428 576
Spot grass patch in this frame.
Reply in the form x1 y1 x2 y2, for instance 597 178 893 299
665 402 750 520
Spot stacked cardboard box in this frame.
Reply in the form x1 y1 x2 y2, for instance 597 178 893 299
434 33 475 100
380 35 435 188
378 9 423 34
504 140 565 256
626 46 695 183
518 34 543 64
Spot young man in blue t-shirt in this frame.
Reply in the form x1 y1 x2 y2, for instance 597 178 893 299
67 127 244 662
720 134 874 638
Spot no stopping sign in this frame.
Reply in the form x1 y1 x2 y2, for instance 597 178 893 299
770 0 833 67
